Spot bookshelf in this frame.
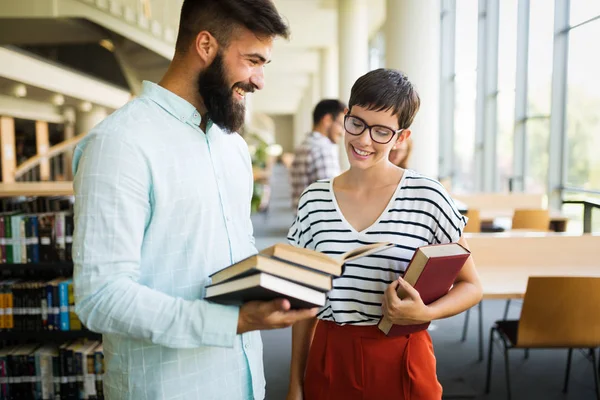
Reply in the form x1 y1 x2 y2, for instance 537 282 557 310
0 192 104 399
0 182 74 198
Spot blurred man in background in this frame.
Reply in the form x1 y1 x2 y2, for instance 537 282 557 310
290 99 346 209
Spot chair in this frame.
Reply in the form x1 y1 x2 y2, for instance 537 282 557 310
485 277 600 400
511 208 550 231
503 209 551 320
463 209 481 233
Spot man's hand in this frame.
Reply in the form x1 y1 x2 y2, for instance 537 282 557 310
381 277 433 325
237 299 319 334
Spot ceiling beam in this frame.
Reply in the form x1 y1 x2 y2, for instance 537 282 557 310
0 46 130 109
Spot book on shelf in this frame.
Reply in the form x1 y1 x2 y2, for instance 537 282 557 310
0 211 73 265
0 339 104 400
206 242 394 309
0 277 82 333
378 242 471 337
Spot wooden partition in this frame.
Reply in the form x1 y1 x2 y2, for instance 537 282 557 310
0 116 16 183
452 192 546 212
35 121 50 181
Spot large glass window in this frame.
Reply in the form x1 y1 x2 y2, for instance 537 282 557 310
566 16 600 191
525 0 554 192
570 0 600 26
453 0 478 191
496 0 518 191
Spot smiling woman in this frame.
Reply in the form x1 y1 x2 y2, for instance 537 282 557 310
287 69 482 400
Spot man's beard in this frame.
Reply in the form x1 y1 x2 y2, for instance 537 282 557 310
197 52 252 134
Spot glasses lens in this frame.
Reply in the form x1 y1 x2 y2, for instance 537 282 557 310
371 126 395 143
345 116 365 135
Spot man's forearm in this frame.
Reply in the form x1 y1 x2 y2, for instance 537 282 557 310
75 264 240 349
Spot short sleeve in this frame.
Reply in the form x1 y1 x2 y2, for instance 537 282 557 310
433 186 468 244
287 188 314 248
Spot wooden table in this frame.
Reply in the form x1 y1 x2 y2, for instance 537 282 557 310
480 264 600 300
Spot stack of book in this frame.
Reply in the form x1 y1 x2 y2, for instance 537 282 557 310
205 242 394 309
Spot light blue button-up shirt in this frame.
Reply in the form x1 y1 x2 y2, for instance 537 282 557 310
72 81 264 400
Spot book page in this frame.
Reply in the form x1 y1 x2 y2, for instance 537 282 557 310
341 242 395 263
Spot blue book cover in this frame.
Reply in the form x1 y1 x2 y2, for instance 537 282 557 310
58 279 71 331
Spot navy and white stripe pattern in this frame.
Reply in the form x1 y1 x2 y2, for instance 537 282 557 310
287 169 467 326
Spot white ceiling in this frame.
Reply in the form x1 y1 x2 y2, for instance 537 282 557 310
0 0 387 116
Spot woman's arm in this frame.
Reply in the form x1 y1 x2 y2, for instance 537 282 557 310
286 317 318 400
382 236 482 325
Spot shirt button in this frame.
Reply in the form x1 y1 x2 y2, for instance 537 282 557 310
226 216 231 222
244 342 250 350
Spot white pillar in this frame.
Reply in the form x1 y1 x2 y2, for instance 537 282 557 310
294 86 313 149
338 0 369 170
76 106 108 135
385 0 440 179
320 46 339 99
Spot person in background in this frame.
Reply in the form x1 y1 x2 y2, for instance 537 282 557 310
72 1 318 399
389 136 412 168
286 69 482 400
290 99 346 209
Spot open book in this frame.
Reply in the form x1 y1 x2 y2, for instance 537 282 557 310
259 242 396 277
205 242 395 309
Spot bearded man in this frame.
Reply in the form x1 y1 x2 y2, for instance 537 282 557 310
72 1 318 399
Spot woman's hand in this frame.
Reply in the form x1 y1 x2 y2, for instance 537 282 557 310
381 277 434 325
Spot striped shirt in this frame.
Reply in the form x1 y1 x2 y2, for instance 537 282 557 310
287 169 467 326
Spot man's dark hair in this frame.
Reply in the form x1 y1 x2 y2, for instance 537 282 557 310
312 99 346 125
348 69 420 129
175 0 290 53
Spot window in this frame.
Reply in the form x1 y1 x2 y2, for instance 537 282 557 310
566 14 600 191
453 0 478 191
525 0 554 191
496 0 518 191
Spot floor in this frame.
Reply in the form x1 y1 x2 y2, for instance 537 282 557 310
252 164 598 400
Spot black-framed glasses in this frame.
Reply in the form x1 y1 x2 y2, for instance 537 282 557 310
343 114 403 144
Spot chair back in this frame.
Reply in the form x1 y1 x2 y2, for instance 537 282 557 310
512 209 550 231
517 277 600 348
463 209 481 233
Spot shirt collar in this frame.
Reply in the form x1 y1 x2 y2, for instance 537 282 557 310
140 81 202 126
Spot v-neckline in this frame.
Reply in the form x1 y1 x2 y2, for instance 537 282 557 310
329 170 409 235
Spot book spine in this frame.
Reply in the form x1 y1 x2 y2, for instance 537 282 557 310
58 281 70 331
0 216 5 264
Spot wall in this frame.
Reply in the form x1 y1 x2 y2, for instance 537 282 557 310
271 114 295 154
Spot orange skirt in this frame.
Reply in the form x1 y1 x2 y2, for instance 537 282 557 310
304 320 443 400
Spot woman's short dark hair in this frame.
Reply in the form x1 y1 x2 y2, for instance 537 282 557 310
175 0 290 53
348 69 420 130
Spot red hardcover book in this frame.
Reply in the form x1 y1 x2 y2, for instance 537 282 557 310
378 243 471 336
